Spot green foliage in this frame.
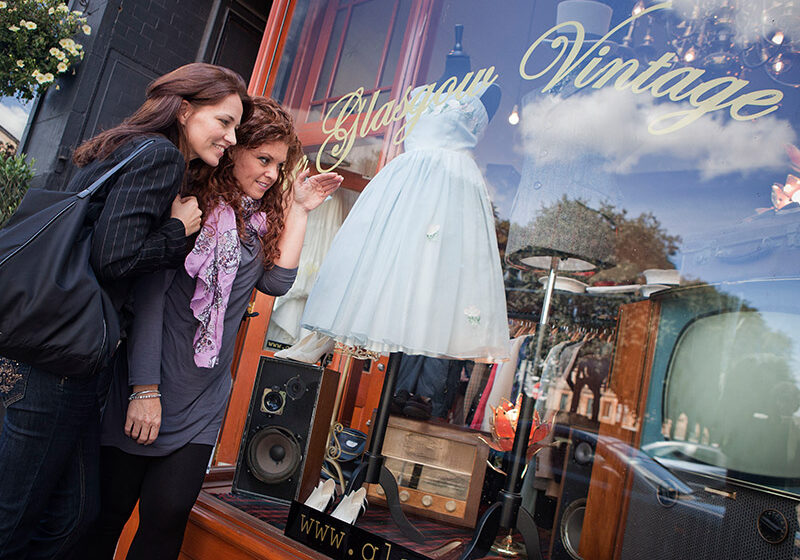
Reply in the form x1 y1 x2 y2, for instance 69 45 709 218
0 148 34 226
0 0 91 100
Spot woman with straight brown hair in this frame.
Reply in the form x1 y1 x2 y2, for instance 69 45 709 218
0 62 252 560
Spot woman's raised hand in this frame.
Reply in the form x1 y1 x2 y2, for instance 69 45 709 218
171 194 203 235
292 169 343 213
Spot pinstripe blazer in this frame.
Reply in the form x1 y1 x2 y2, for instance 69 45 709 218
66 135 189 320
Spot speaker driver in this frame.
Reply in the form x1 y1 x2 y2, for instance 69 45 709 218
246 427 302 484
285 375 307 400
560 498 586 560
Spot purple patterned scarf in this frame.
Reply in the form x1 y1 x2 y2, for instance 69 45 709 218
185 197 267 368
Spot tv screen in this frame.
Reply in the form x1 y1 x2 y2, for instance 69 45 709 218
641 280 800 496
664 310 800 479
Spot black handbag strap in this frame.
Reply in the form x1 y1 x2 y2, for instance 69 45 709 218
76 138 158 199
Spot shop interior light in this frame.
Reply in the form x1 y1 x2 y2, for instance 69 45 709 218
621 0 800 87
508 104 520 125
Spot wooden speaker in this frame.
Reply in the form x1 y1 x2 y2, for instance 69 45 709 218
232 356 338 503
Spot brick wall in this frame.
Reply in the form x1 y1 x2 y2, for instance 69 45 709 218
23 0 216 189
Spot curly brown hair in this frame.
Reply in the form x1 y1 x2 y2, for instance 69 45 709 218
73 63 252 167
188 97 302 268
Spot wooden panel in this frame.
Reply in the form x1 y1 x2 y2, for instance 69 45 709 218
579 299 660 560
179 490 327 560
215 290 276 465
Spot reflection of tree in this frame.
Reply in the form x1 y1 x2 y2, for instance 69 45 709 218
593 205 681 285
502 197 682 323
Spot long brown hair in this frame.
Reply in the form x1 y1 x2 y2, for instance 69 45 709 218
189 97 302 267
73 63 253 166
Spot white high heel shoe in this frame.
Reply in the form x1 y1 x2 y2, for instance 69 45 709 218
330 487 367 524
304 478 336 512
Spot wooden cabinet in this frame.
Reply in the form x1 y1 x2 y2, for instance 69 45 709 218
579 299 659 560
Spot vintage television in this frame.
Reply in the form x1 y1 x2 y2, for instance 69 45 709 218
613 279 800 560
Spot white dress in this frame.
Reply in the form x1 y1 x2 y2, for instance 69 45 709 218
302 83 510 361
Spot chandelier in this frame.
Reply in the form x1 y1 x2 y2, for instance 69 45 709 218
623 0 800 87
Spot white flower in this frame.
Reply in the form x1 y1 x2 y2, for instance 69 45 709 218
15 60 24 68
56 3 69 13
464 306 481 326
426 224 440 240
57 61 68 73
42 72 54 83
48 7 54 14
72 10 83 15
59 38 75 49
0 1 7 8
49 48 66 60
8 25 19 32
66 45 79 56
82 24 91 35
21 20 37 30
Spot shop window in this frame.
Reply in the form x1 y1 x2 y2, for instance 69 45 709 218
275 0 417 148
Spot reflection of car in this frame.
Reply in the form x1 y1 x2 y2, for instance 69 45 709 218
539 425 725 560
641 440 728 470
536 424 799 560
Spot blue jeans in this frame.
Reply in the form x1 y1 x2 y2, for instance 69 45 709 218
0 362 101 559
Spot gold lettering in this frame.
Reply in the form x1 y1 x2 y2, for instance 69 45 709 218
519 1 783 135
318 89 367 172
329 529 346 548
368 99 396 134
729 89 783 120
362 543 378 560
358 91 382 137
432 76 458 105
648 77 749 134
313 522 329 540
300 514 314 535
520 2 668 92
649 66 706 99
629 53 677 93
573 45 612 87
392 83 435 145
465 66 499 97
588 57 640 89
316 67 497 170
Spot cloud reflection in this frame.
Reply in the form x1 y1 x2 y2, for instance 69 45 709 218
520 87 796 180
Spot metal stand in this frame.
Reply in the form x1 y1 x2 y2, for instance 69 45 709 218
324 345 380 491
345 351 426 543
461 256 560 560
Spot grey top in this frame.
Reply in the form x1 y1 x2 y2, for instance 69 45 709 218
100 232 296 456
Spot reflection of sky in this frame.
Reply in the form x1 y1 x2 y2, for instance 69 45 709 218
427 0 800 285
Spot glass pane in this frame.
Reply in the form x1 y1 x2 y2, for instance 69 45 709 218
380 0 412 87
313 7 348 100
258 0 800 556
330 0 396 97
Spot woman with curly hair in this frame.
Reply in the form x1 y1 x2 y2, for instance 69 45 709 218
75 97 342 560
0 62 251 560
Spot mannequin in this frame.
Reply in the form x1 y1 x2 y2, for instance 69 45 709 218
439 24 501 121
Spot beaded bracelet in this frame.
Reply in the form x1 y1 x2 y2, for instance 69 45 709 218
130 393 161 400
129 389 161 401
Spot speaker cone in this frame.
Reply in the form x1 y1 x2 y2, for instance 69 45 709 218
246 427 302 484
560 498 586 560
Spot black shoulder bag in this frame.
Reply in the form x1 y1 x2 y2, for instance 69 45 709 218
0 139 156 377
